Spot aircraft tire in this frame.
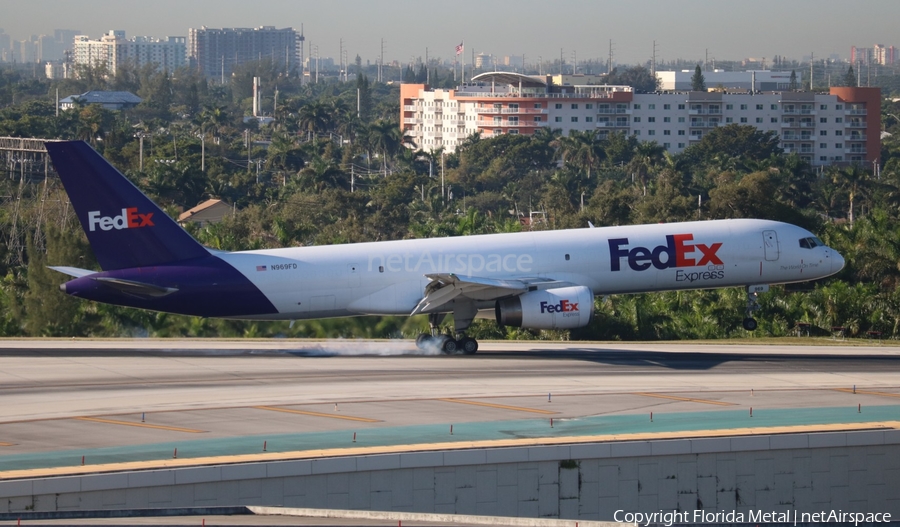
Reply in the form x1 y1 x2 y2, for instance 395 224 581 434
459 337 478 354
743 317 758 331
441 337 459 354
415 333 430 348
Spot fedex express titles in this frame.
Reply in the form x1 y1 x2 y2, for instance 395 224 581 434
609 234 725 282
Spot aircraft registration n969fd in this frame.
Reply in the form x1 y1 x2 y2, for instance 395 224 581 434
45 141 845 354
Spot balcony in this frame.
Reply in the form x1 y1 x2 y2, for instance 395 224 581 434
476 120 547 128
596 121 629 128
475 106 504 114
799 122 815 128
799 147 814 154
847 135 867 141
597 108 631 114
403 118 422 125
403 105 418 111
845 148 867 155
782 134 799 141
688 108 722 115
689 134 703 141
846 109 867 115
847 121 867 128
781 121 799 128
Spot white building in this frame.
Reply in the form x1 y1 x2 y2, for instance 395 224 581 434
74 30 186 74
400 73 881 167
656 70 795 91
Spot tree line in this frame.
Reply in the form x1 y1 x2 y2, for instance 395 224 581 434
1 60 900 340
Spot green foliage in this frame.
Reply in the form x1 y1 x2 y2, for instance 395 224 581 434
606 66 660 93
2 62 900 341
691 65 706 92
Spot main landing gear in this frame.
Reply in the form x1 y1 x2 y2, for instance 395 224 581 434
743 286 760 331
415 305 479 355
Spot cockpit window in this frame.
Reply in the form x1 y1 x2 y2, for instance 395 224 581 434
799 237 824 249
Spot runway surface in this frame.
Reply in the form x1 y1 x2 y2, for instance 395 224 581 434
0 339 899 474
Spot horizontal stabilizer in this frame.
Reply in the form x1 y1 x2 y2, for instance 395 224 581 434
92 277 179 298
48 266 97 278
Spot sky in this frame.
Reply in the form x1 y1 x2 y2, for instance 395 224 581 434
4 0 900 66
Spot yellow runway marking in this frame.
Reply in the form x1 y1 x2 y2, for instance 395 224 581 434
0 442 13 447
74 417 205 433
438 398 557 415
5 421 898 480
255 406 380 423
634 392 735 406
835 388 900 398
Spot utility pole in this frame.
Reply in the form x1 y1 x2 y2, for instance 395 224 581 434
608 39 613 74
560 48 564 74
298 24 305 83
652 40 658 77
379 38 384 82
425 47 429 84
810 52 814 91
339 38 343 82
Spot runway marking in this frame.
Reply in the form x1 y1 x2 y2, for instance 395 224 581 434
0 442 13 447
74 417 205 433
633 392 735 406
438 398 557 415
835 388 900 398
255 406 381 423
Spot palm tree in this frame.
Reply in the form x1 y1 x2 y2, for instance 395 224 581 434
557 130 604 179
628 141 666 188
298 101 330 143
366 119 403 173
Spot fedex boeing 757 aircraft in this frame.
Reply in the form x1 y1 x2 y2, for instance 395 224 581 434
45 141 844 354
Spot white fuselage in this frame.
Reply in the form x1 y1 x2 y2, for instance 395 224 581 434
217 219 842 320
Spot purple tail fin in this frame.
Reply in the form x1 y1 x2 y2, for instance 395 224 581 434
45 141 209 270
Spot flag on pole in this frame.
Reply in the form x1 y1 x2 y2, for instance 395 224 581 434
455 42 464 56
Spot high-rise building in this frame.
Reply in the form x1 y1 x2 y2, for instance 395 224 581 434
73 30 186 75
852 45 896 66
188 26 299 79
401 73 881 167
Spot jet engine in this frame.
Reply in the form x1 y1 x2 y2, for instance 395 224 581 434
495 286 594 330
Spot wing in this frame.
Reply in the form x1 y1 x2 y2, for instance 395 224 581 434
410 273 569 315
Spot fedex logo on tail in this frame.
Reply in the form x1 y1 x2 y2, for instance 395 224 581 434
88 208 155 232
609 234 723 272
540 300 579 314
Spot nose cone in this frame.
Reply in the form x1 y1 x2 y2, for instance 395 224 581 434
831 250 846 274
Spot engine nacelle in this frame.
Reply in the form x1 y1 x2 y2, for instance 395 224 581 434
495 286 594 330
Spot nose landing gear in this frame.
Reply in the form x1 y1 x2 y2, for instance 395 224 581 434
743 286 761 331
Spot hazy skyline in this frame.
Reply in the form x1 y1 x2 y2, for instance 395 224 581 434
5 0 900 67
